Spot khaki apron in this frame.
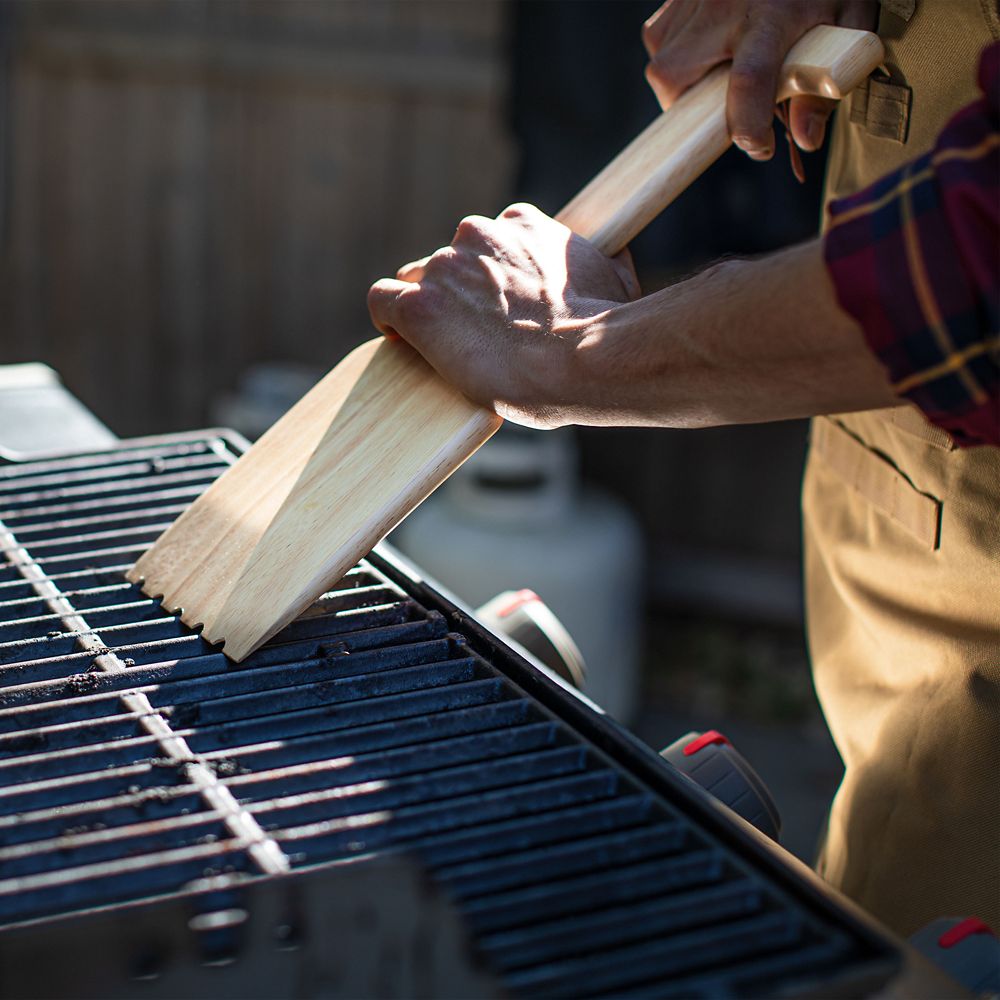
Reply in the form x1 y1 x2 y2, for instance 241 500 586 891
804 0 1000 936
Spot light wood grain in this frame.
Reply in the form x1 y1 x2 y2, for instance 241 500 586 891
129 338 502 660
131 25 882 662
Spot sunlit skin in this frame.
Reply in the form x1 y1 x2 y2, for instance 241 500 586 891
367 0 895 431
367 204 897 430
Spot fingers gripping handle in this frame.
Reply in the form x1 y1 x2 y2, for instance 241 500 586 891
557 25 883 257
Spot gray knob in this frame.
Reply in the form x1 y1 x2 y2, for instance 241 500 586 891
476 590 586 690
909 917 1000 995
660 730 781 841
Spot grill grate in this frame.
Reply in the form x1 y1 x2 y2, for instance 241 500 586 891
0 432 897 997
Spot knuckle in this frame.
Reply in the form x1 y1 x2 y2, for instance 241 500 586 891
641 19 662 55
455 214 492 242
644 56 669 85
427 245 456 270
500 202 535 221
645 59 681 103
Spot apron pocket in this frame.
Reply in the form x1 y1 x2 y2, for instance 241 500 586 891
812 417 942 549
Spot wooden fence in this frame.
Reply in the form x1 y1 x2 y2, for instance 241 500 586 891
0 0 513 435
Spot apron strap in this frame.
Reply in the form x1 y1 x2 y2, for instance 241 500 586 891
880 0 917 21
849 74 913 143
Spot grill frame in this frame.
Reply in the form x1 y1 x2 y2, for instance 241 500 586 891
372 543 903 974
0 427 908 998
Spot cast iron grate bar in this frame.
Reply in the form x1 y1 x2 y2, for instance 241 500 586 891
0 515 291 880
0 432 894 997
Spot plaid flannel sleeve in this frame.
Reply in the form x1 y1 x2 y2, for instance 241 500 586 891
823 42 1000 448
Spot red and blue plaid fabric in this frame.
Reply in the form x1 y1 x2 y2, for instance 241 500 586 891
824 42 1000 448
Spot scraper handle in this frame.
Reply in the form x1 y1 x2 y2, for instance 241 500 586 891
557 25 883 256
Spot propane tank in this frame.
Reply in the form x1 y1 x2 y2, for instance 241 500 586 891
394 426 644 722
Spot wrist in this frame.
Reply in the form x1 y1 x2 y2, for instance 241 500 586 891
569 255 795 428
537 307 619 423
570 293 685 425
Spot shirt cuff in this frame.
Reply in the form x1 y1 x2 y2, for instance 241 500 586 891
822 44 1000 448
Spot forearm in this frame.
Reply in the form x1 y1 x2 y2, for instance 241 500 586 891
573 238 898 427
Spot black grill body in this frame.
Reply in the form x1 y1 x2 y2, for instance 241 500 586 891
0 430 916 997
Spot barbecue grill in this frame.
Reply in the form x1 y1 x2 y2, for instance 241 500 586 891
0 370 962 998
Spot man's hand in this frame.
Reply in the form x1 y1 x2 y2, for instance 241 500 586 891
367 203 640 428
643 0 877 159
370 211 897 431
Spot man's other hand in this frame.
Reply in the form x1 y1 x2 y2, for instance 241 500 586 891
367 203 640 429
643 0 877 159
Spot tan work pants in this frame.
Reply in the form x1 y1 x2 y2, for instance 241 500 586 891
804 407 1000 936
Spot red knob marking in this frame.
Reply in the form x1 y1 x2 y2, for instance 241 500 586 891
938 917 996 949
683 730 732 757
495 589 540 619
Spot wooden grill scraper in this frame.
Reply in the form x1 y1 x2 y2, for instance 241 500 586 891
129 26 883 662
